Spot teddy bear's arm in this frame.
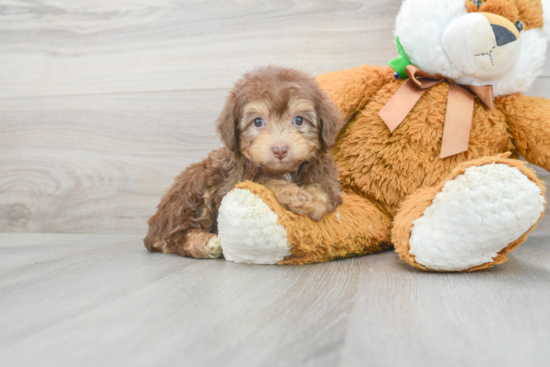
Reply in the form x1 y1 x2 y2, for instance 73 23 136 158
502 94 550 170
316 65 393 124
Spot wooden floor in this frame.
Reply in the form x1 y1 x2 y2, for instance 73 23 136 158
2 1 550 366
1 232 550 367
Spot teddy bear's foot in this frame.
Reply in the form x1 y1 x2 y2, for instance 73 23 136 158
218 181 392 265
393 155 546 272
217 187 292 264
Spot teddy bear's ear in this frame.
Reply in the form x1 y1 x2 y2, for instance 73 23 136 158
543 0 550 41
216 91 240 153
316 92 343 152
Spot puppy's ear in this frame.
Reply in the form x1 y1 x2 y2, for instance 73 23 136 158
316 93 342 152
216 91 240 152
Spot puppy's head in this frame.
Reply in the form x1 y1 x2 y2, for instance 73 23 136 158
216 66 342 174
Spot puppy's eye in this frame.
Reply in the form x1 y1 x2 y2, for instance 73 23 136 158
253 118 264 128
515 20 524 32
293 116 304 126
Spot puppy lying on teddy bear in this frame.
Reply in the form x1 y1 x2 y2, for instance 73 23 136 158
144 66 344 259
147 0 550 273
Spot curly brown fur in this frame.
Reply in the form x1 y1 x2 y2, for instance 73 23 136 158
144 66 343 258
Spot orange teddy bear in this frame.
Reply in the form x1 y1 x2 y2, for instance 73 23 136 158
217 0 550 272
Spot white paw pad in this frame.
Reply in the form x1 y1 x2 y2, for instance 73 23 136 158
217 189 291 264
409 164 545 271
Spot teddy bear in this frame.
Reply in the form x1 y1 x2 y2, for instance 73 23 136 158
216 0 550 272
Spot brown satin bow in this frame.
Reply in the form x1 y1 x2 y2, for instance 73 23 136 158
378 65 494 159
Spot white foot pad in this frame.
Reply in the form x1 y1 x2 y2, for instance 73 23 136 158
218 189 291 264
409 164 545 271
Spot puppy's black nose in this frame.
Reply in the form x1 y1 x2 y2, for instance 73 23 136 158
272 146 288 160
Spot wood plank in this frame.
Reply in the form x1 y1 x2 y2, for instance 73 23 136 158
0 0 402 99
0 90 226 233
0 232 549 366
339 234 550 367
2 0 549 100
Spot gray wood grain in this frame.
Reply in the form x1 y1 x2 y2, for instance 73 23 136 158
1 232 549 367
0 90 225 233
4 0 548 100
0 0 402 99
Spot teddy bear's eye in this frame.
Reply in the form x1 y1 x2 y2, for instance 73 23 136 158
472 0 483 9
515 20 524 32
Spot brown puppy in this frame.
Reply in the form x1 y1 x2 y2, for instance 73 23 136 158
144 66 343 259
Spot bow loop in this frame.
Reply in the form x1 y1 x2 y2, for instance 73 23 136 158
378 65 494 158
406 65 443 89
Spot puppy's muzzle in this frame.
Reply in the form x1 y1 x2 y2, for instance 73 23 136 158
272 145 289 160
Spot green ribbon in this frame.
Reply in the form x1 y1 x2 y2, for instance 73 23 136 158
389 37 411 79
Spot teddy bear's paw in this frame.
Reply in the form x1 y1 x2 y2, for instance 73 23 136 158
217 188 291 264
408 163 545 271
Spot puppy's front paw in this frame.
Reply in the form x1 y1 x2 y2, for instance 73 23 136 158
183 230 223 259
273 186 311 208
204 235 223 259
274 185 313 212
273 186 327 222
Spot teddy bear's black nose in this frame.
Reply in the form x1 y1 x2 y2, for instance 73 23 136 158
491 24 517 46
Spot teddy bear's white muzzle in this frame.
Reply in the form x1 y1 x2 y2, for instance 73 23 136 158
442 12 521 81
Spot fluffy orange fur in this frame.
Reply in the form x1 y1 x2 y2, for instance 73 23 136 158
233 181 392 265
319 63 549 271
465 0 544 30
326 65 517 217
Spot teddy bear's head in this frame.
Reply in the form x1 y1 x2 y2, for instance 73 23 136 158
396 0 550 96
